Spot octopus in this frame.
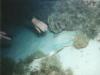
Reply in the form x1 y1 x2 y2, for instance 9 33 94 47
32 18 48 33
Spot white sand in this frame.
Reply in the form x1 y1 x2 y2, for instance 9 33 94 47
58 39 100 75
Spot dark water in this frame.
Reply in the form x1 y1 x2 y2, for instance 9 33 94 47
1 0 56 59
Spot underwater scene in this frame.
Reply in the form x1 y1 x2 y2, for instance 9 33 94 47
1 0 100 75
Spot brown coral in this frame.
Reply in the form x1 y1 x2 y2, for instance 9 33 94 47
73 33 89 49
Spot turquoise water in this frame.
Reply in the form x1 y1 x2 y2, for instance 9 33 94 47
6 26 75 60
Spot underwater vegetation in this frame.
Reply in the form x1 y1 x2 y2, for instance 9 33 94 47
30 56 62 75
0 57 20 75
41 56 62 72
13 50 46 75
30 56 73 75
1 50 46 75
1 57 16 75
23 50 46 64
65 68 73 75
48 0 100 39
14 60 29 75
1 50 74 75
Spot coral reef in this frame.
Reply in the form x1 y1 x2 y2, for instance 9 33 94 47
1 50 74 75
13 50 46 75
1 50 46 75
65 68 73 75
14 60 30 75
48 0 100 38
30 56 68 75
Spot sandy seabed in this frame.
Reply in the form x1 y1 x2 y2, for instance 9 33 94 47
58 39 100 75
